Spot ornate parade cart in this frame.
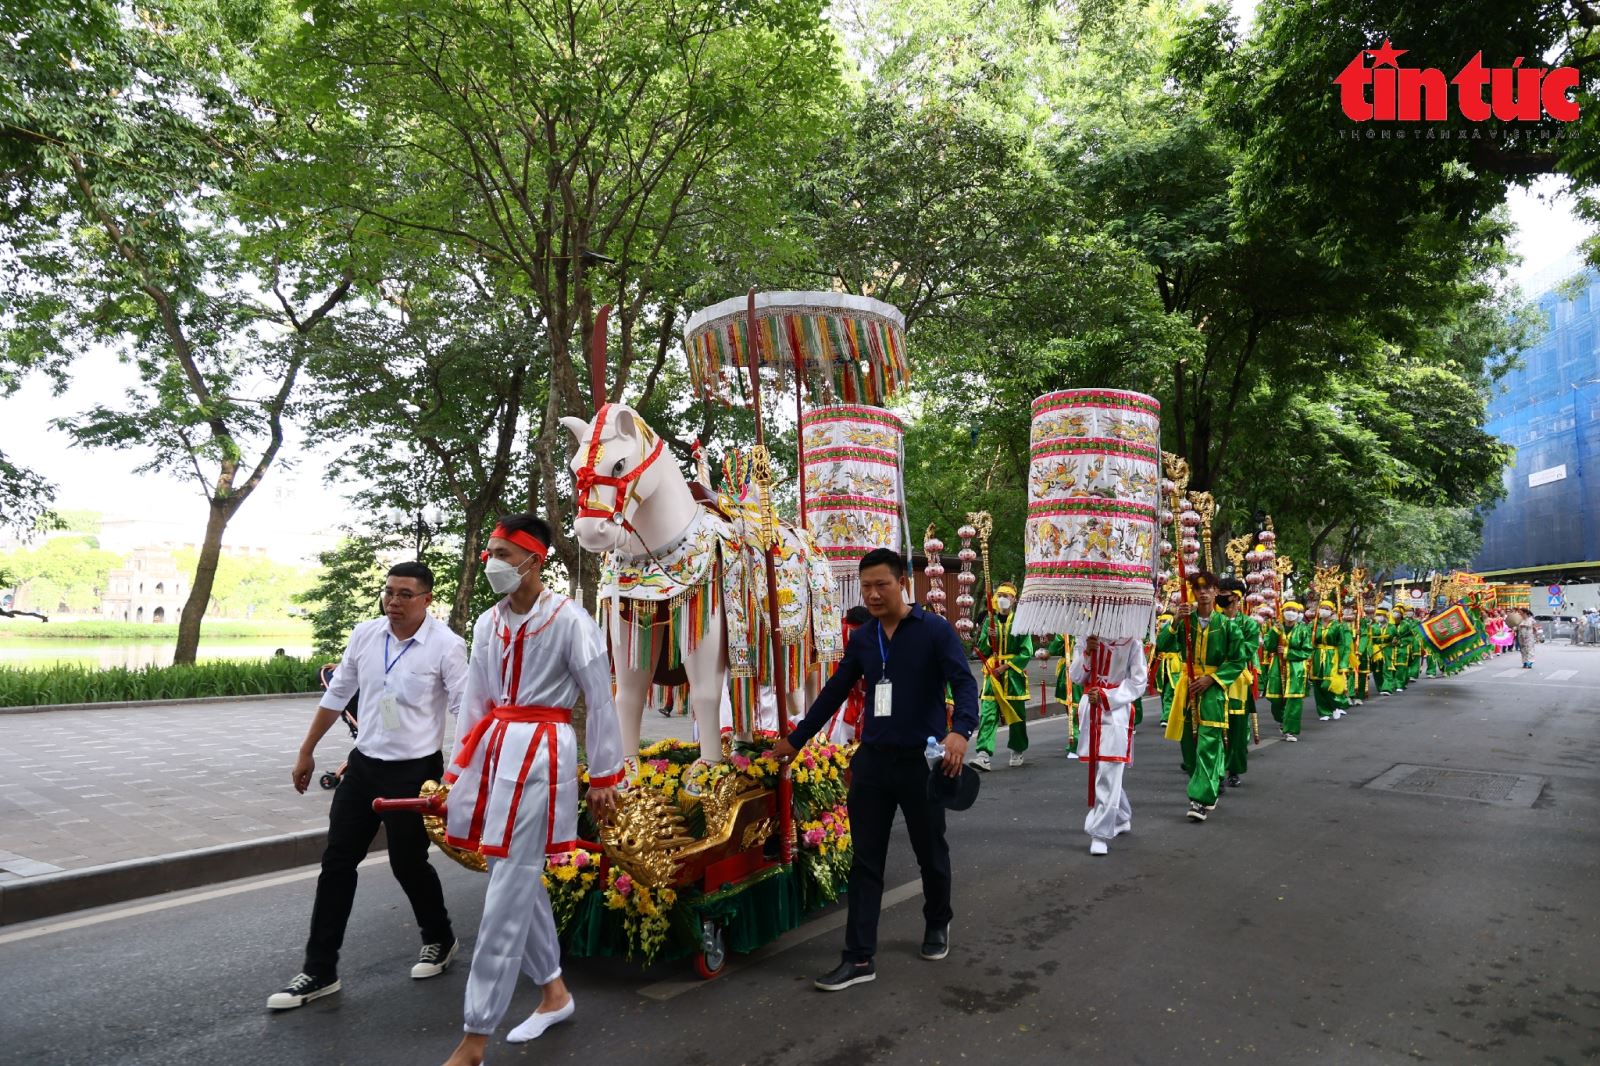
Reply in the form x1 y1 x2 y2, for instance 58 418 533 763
381 291 911 977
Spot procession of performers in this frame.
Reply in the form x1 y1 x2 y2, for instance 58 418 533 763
272 361 1493 1066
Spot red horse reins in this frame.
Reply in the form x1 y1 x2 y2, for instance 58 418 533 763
573 403 665 533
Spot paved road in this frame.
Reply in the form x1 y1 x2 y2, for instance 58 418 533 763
3 646 1596 1064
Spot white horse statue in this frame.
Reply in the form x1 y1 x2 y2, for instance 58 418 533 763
562 402 843 778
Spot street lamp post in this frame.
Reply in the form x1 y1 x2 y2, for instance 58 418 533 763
387 505 444 558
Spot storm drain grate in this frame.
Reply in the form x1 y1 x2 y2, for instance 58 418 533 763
1365 764 1545 808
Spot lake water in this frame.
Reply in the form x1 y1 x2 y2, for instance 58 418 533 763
0 640 318 671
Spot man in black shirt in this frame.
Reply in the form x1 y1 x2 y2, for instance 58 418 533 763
771 548 981 991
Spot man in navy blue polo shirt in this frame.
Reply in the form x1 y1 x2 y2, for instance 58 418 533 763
771 547 980 991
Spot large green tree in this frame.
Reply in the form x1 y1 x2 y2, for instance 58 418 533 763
257 0 843 595
1 0 353 662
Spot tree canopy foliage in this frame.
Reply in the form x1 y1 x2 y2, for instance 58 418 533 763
2 0 1562 643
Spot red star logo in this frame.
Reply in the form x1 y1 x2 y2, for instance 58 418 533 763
1368 38 1407 68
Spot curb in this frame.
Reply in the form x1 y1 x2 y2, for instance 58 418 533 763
0 691 324 715
0 826 387 927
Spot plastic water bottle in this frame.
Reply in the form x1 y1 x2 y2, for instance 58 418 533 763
924 735 945 771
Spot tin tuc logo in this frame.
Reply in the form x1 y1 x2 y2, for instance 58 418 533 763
1335 39 1580 122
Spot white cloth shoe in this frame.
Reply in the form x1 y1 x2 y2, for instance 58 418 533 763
971 751 993 772
1089 838 1109 856
507 998 575 1043
1008 752 1025 768
1066 751 1080 760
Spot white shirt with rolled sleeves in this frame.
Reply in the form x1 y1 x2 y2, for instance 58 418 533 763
318 614 468 762
1067 636 1147 845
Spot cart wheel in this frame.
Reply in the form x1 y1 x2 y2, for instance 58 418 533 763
693 920 726 980
320 772 342 791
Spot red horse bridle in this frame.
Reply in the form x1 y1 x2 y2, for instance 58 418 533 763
573 403 665 534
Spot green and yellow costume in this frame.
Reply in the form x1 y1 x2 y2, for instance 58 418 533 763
1262 608 1311 737
1159 611 1246 808
975 590 1033 758
1224 611 1260 777
1308 604 1352 719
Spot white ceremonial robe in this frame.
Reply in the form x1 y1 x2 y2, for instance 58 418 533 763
445 591 625 1036
1069 637 1148 844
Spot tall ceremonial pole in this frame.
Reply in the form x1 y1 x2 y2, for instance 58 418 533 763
746 288 796 864
1162 454 1199 742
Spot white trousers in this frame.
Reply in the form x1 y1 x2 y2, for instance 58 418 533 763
461 769 563 1035
1084 759 1132 843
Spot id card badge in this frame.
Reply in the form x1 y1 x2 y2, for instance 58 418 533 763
379 690 401 731
874 679 893 718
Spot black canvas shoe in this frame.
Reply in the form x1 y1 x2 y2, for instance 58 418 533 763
1186 801 1208 822
267 972 341 1010
814 959 876 991
920 925 950 961
1226 774 1242 789
411 938 458 979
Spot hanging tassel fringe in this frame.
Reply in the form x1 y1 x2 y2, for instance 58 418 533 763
1011 590 1155 641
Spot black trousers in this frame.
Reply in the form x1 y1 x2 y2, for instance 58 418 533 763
303 748 453 977
843 744 953 962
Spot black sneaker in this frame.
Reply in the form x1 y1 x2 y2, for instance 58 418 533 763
267 971 341 1010
411 938 458 979
1185 801 1207 822
1226 774 1242 788
814 959 876 992
920 925 950 961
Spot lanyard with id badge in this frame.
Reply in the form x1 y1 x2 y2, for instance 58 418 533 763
874 622 894 718
378 631 415 731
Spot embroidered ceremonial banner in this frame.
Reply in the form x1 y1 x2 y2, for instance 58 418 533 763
1012 389 1161 640
1422 603 1475 650
800 405 906 606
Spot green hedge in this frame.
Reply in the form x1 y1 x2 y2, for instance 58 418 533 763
0 656 324 708
0 621 313 641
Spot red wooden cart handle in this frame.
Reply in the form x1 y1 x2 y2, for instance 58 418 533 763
372 795 445 816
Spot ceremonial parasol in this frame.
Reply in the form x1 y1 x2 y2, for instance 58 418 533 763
684 291 909 408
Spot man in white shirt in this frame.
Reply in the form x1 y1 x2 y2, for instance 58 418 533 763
440 513 624 1066
268 561 469 1011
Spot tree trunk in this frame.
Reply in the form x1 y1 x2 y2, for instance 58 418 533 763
450 511 487 635
173 498 233 665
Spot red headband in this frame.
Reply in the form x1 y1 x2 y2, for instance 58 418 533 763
481 524 548 563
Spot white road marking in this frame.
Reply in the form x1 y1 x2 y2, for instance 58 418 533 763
0 856 386 946
636 879 924 1001
1546 669 1578 682
1494 668 1525 679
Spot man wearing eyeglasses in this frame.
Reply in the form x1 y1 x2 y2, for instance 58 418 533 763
269 561 470 1010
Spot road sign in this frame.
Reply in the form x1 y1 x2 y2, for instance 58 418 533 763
1549 594 1563 607
1549 584 1562 596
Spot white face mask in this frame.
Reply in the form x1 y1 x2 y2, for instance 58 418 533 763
1283 610 1301 624
484 556 531 595
996 596 1015 613
1318 608 1332 619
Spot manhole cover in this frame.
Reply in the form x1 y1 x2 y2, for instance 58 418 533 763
1365 764 1545 808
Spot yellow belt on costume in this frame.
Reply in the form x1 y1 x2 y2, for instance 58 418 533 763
1312 644 1349 694
983 659 1025 726
1225 668 1252 714
1164 665 1229 741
